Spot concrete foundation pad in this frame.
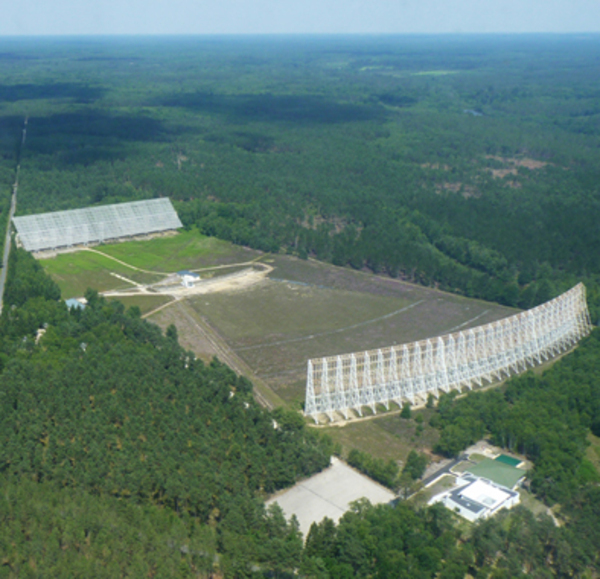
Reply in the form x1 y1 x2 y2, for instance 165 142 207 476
266 457 396 538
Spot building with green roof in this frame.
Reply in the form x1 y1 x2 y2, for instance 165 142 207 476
495 454 522 468
465 458 526 489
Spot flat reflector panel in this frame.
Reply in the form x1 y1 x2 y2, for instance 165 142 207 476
13 198 182 252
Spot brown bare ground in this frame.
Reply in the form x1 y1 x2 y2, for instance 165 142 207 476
421 163 450 170
489 167 518 178
485 155 548 170
435 182 480 198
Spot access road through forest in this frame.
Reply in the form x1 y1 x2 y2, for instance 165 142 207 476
0 117 27 315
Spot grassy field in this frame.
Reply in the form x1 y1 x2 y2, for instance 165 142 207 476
185 260 516 405
40 250 164 298
39 229 262 298
40 229 519 464
586 432 600 475
319 407 440 464
95 229 260 272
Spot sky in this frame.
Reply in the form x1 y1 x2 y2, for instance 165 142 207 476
2 0 600 36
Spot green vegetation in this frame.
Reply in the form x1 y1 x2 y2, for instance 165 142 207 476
1 34 600 576
0 246 329 576
40 229 260 298
302 498 600 578
96 229 252 272
402 449 429 481
2 35 599 320
430 328 600 503
40 249 163 297
0 476 217 577
347 448 399 489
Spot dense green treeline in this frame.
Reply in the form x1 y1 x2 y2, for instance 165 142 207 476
1 36 600 576
0 116 20 263
0 476 217 577
301 496 600 578
430 330 600 504
2 36 600 318
346 448 428 491
3 474 598 578
347 448 400 489
0 246 328 577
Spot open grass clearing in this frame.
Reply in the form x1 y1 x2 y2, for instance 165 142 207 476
96 228 261 272
40 250 164 298
586 432 600 475
40 229 263 298
320 410 440 465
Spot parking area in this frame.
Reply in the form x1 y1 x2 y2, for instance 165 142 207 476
266 457 396 538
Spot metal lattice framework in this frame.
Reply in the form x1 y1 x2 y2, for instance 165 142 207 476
305 283 592 422
13 198 182 252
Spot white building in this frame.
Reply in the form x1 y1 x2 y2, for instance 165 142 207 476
178 270 200 288
431 474 520 522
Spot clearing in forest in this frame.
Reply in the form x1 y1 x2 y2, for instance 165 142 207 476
40 230 516 413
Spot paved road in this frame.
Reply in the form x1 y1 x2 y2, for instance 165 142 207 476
391 453 469 504
0 169 19 315
0 117 26 314
421 453 469 488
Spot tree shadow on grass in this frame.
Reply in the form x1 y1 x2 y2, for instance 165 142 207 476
0 83 105 104
25 110 174 166
161 92 386 125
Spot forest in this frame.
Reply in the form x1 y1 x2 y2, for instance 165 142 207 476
0 35 600 576
2 218 599 577
1 36 600 318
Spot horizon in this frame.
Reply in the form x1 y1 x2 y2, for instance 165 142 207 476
3 1 600 37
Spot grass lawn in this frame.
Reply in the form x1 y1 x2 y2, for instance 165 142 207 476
96 229 260 272
40 229 262 298
408 474 456 508
319 410 439 464
586 432 600 475
40 251 163 298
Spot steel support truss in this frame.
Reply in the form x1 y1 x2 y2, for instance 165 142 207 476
304 283 592 422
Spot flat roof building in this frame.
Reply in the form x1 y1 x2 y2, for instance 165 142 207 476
178 270 200 288
65 298 85 310
465 458 526 489
431 473 520 523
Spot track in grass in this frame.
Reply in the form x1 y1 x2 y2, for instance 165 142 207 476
39 229 263 298
40 230 516 412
